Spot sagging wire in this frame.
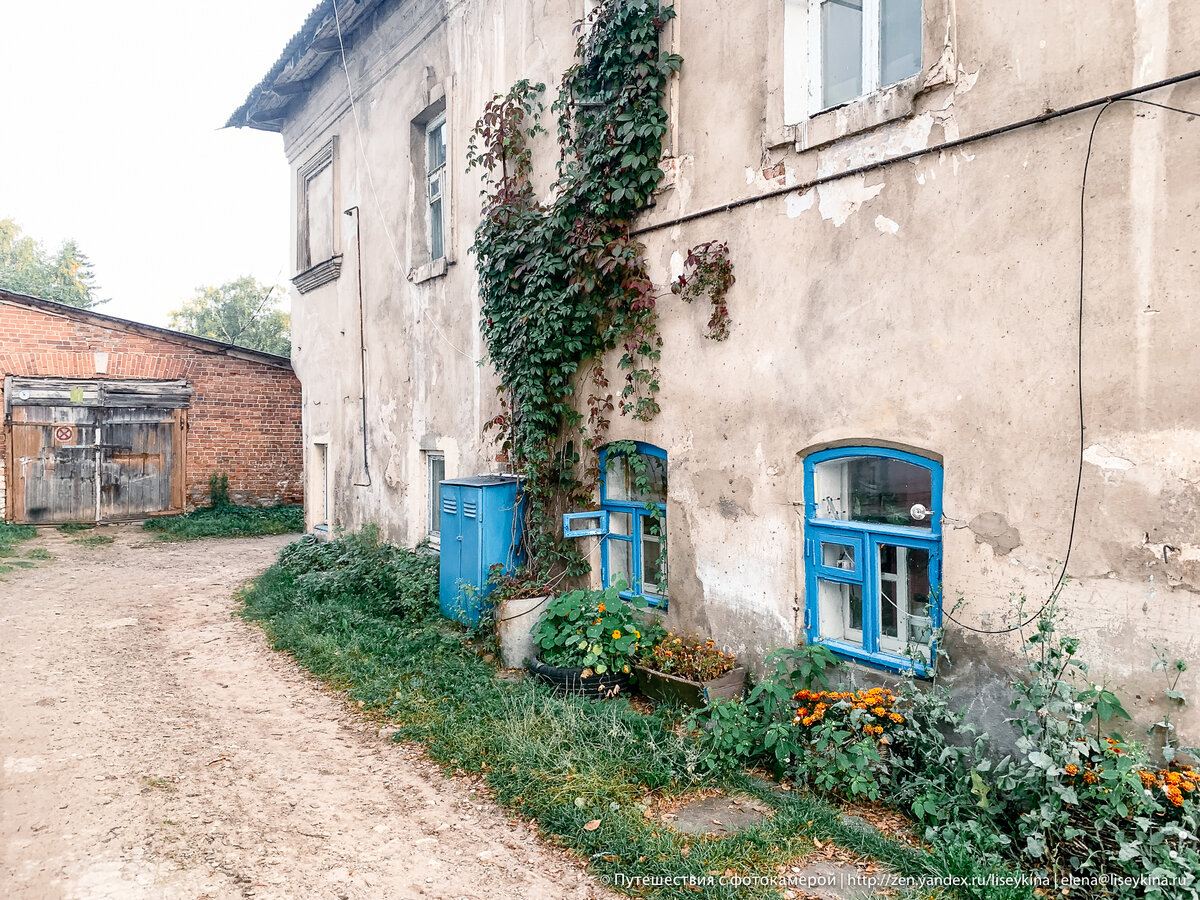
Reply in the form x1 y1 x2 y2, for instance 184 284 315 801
944 95 1200 636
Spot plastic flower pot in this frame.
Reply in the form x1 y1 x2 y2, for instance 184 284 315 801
527 656 634 699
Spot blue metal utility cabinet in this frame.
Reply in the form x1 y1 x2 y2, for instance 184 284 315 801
437 475 524 626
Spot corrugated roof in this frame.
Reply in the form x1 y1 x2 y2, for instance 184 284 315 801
225 0 388 132
0 289 294 370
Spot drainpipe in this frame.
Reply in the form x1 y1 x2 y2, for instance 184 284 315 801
344 206 372 487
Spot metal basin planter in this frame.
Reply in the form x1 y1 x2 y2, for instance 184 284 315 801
634 664 747 708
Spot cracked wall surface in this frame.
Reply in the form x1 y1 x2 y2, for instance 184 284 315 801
271 0 1200 742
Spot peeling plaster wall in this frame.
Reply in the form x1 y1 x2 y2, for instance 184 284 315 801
274 0 1200 742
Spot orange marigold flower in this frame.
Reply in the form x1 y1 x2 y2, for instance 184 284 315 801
612 630 621 639
889 713 904 724
1167 787 1184 807
1083 771 1099 785
1065 764 1080 776
872 707 887 716
1139 771 1157 789
1165 772 1182 786
597 603 606 612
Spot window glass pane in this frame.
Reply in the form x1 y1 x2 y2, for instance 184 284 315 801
430 196 444 261
608 511 631 536
878 544 933 652
427 121 446 174
813 455 932 529
818 578 863 644
305 164 334 264
642 532 665 594
604 450 666 505
881 0 922 86
429 456 445 534
821 540 856 572
822 0 863 108
607 538 632 592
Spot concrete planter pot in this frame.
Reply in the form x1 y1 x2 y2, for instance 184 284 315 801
634 664 747 708
527 656 634 699
497 594 552 669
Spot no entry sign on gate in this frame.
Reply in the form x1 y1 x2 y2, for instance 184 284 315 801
53 425 75 444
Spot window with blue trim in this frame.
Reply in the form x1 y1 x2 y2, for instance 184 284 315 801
563 442 667 608
803 447 942 674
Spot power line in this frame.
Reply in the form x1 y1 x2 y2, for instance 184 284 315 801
945 95 1200 638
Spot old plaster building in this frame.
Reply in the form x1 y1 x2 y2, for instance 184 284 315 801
230 0 1200 735
1 290 303 523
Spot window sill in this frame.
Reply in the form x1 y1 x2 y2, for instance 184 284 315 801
816 638 933 678
292 256 342 294
771 75 921 153
409 256 451 284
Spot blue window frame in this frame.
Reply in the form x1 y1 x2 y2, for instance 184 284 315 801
803 446 942 675
563 441 667 608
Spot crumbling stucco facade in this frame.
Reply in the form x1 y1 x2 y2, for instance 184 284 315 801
231 0 1200 741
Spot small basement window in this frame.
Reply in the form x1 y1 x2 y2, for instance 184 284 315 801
564 441 668 608
803 446 941 674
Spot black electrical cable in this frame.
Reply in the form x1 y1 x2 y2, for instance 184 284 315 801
944 96 1200 636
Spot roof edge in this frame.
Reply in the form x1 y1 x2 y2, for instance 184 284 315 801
0 289 294 370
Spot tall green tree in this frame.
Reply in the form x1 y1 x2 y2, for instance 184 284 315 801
169 277 291 356
0 218 105 308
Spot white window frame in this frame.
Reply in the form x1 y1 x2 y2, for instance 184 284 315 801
426 451 445 547
425 114 447 263
784 0 923 124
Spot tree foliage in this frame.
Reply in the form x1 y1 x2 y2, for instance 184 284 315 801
169 276 291 356
0 218 105 308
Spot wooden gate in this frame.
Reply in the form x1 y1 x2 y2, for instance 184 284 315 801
5 378 190 524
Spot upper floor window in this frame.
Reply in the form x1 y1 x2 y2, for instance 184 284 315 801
425 115 447 262
293 136 342 293
563 441 668 608
803 446 941 674
817 0 921 109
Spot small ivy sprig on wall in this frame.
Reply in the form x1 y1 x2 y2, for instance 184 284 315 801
672 240 735 341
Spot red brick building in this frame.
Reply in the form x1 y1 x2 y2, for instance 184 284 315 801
1 289 302 524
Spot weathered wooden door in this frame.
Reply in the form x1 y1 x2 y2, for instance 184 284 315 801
8 405 103 525
5 378 190 524
99 406 184 521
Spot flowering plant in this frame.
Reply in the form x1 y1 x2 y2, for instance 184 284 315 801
531 582 664 675
640 632 737 682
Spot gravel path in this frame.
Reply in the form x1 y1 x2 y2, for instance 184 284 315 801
1 526 611 900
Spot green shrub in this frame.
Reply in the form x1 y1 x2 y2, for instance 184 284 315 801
274 526 438 624
530 582 664 674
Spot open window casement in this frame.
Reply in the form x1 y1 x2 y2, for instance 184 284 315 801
563 510 607 537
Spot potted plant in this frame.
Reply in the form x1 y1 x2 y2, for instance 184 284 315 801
635 632 746 707
529 582 663 698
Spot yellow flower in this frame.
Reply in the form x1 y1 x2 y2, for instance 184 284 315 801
634 630 641 639
612 630 621 639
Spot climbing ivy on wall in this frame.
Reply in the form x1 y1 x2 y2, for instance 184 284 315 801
468 0 681 577
468 2 737 578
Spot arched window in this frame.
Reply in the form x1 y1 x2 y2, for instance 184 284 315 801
563 441 667 608
803 446 942 674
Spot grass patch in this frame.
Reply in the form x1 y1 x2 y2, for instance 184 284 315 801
72 534 115 547
238 533 1034 900
143 505 304 541
26 547 53 560
0 522 38 572
56 522 95 534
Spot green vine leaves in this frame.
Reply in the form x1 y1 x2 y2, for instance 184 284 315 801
466 1 732 576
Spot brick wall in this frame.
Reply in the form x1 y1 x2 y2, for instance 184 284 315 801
0 298 303 518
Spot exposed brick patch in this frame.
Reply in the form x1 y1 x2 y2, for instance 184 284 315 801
1 300 303 518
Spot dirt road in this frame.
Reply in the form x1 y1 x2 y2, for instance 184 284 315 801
1 526 610 900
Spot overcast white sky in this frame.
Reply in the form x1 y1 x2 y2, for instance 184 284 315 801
0 1 315 326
